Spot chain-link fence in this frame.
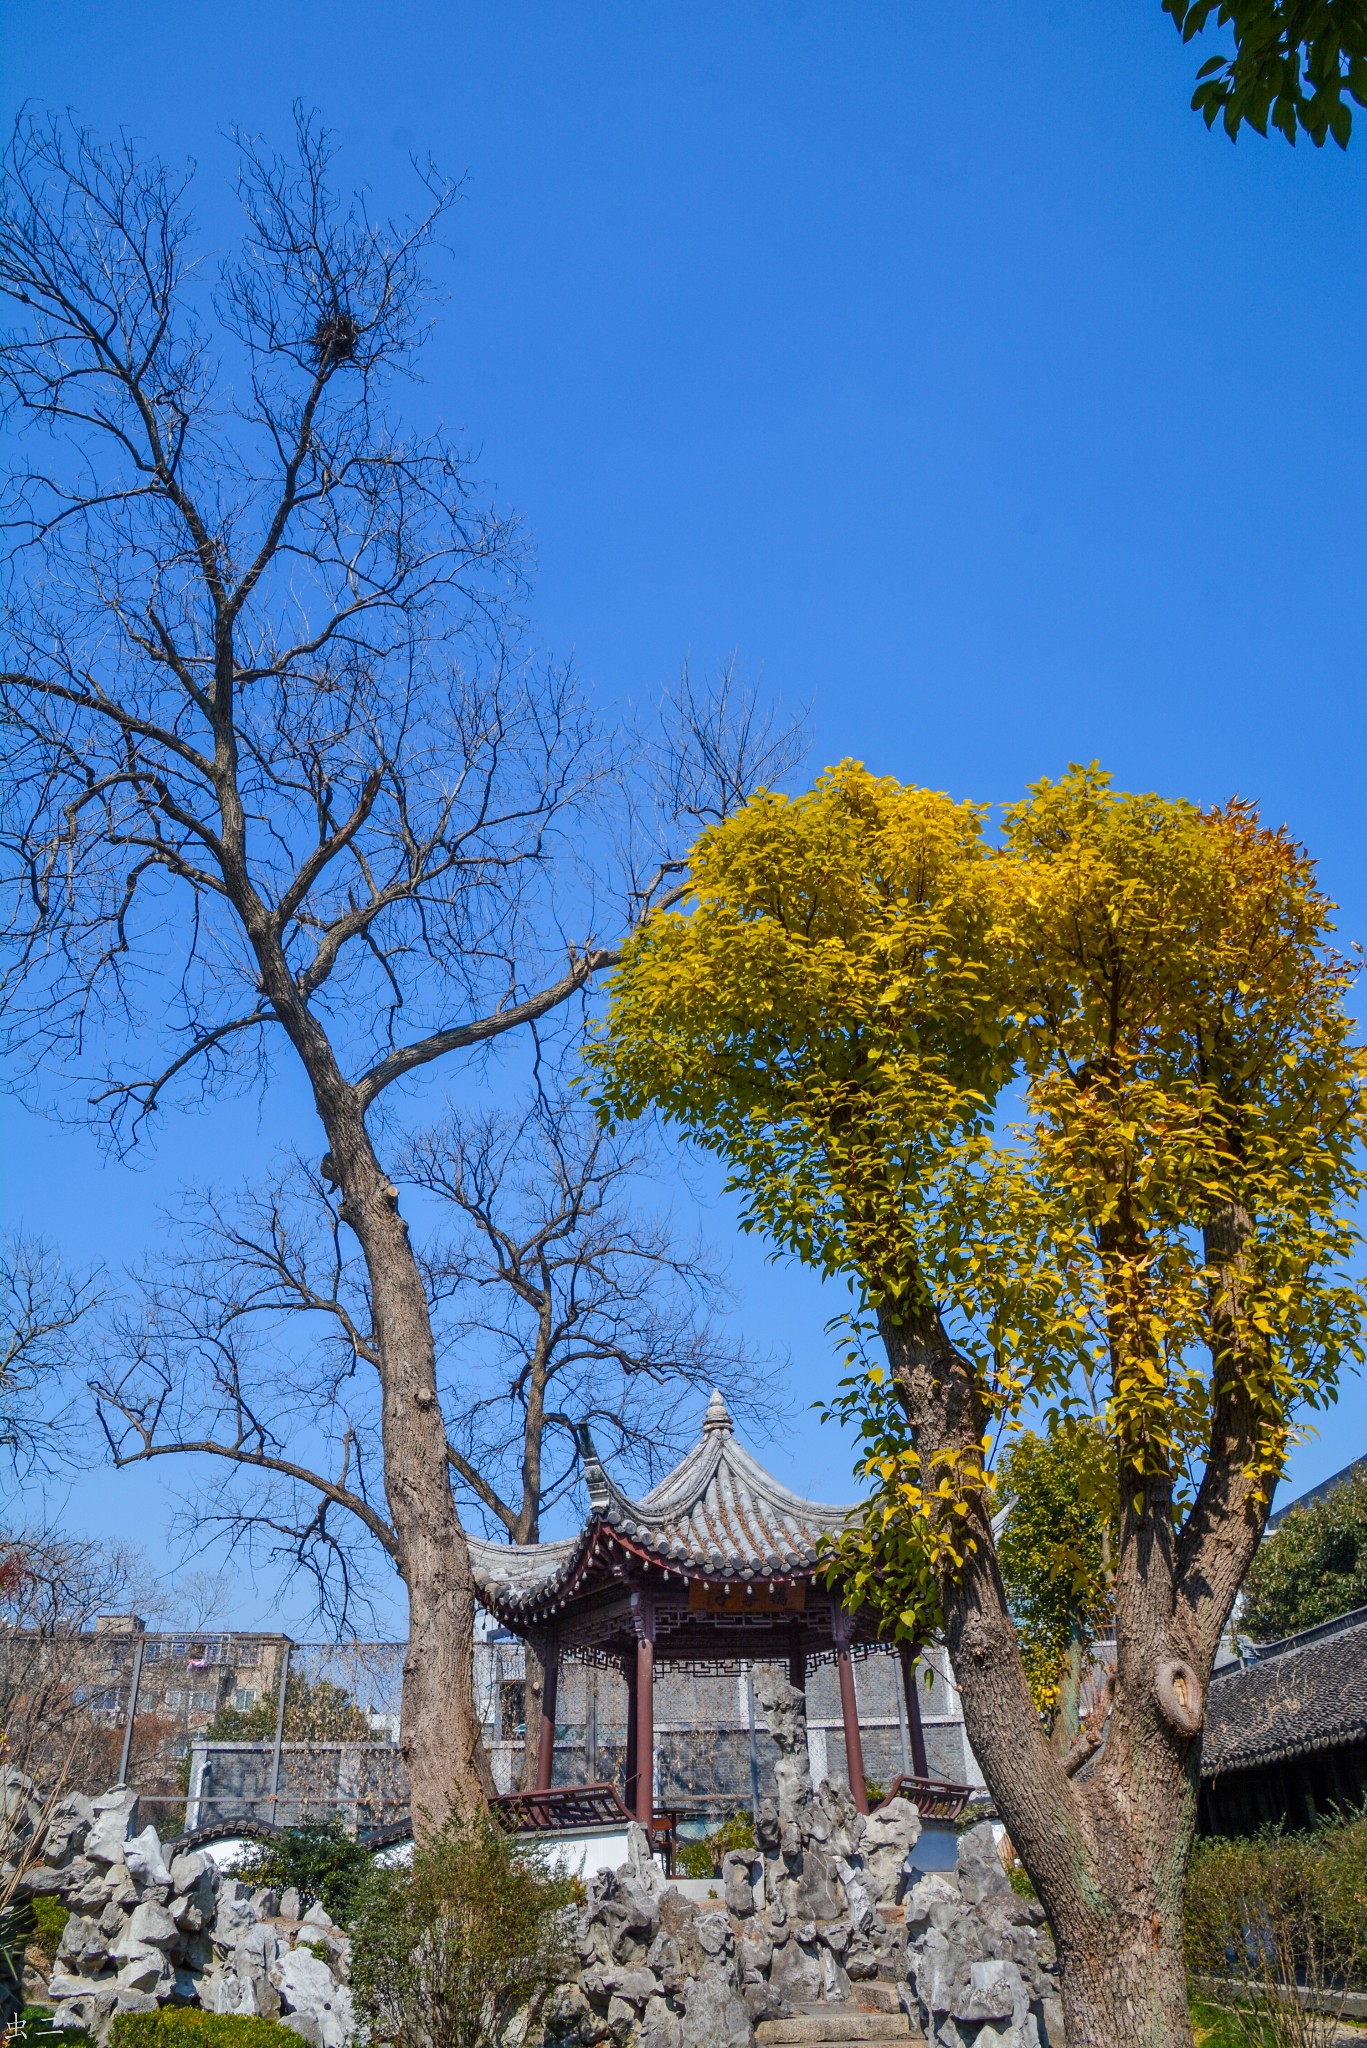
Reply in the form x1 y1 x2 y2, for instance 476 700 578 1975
483 1643 981 1832
8 1624 979 1841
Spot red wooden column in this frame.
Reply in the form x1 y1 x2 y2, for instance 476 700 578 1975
899 1641 929 1780
835 1615 869 1814
634 1599 656 1825
623 1653 639 1810
535 1632 560 1792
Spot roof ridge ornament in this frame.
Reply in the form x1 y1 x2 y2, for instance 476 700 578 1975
575 1420 611 1512
702 1387 733 1435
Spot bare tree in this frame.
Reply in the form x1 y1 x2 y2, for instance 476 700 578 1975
1 1235 100 1476
408 1094 778 1544
0 1530 155 1791
93 1088 780 1788
0 110 798 1823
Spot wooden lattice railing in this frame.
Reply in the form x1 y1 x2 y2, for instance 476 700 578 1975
880 1772 974 1821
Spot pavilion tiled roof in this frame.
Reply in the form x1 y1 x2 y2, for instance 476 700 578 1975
466 1389 857 1620
1201 1607 1367 1778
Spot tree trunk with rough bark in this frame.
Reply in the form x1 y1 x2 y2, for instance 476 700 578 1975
877 1303 1251 2048
334 1155 495 1823
520 1636 549 1793
261 964 496 1827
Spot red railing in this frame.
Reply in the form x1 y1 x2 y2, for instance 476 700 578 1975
880 1773 974 1822
490 1781 634 1832
490 1782 679 1873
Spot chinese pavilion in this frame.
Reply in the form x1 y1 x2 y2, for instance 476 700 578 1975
467 1390 933 1824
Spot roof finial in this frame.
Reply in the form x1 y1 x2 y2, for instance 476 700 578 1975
575 1420 610 1512
703 1387 733 1435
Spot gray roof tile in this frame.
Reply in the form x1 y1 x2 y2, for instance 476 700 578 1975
1202 1609 1367 1777
467 1390 856 1619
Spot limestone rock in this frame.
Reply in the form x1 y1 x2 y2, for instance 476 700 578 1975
722 1849 759 1917
860 1796 921 1904
751 1672 813 1820
120 1901 179 1951
278 2013 324 2048
680 1963 751 2048
956 1823 1010 1905
273 1947 355 2048
637 1992 682 2048
124 1827 173 1892
116 1952 175 1999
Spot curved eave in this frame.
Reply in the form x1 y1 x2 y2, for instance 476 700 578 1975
471 1516 849 1629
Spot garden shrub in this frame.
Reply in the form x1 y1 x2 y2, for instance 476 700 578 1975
674 1836 714 1880
109 2012 302 2048
230 1819 375 1925
12 2006 96 2048
350 1811 576 2048
1186 1816 1367 2045
27 1895 68 1963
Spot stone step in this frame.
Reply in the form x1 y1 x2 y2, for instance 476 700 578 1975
754 2031 926 2048
756 2014 919 2045
848 1983 903 2013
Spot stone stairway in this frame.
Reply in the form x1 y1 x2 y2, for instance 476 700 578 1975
756 1987 925 2047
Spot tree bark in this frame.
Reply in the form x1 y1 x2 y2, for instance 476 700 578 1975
246 933 494 1826
878 1304 1203 2048
327 1133 496 1824
520 1635 550 1793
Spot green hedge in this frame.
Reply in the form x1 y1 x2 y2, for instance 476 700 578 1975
109 2010 304 2048
14 2005 96 2048
1186 1813 1367 1992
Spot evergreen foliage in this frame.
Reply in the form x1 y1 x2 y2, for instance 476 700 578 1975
230 1819 376 1926
203 1675 371 1745
1165 0 1367 146
996 1423 1118 1717
1241 1466 1367 1640
109 2013 301 2048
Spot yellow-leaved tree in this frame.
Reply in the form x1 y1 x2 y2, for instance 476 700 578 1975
590 762 1366 2048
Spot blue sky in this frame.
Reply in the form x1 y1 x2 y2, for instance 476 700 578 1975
3 2 1366 1631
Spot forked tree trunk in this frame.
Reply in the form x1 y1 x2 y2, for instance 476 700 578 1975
939 1565 1200 2048
878 1306 1208 2048
1022 1733 1197 2048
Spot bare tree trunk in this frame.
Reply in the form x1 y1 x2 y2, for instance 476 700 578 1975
270 994 495 1825
519 1637 549 1793
330 1164 494 1820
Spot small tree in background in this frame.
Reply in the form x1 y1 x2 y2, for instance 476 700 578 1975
995 1423 1118 1745
1241 1466 1367 1640
203 1672 372 1744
